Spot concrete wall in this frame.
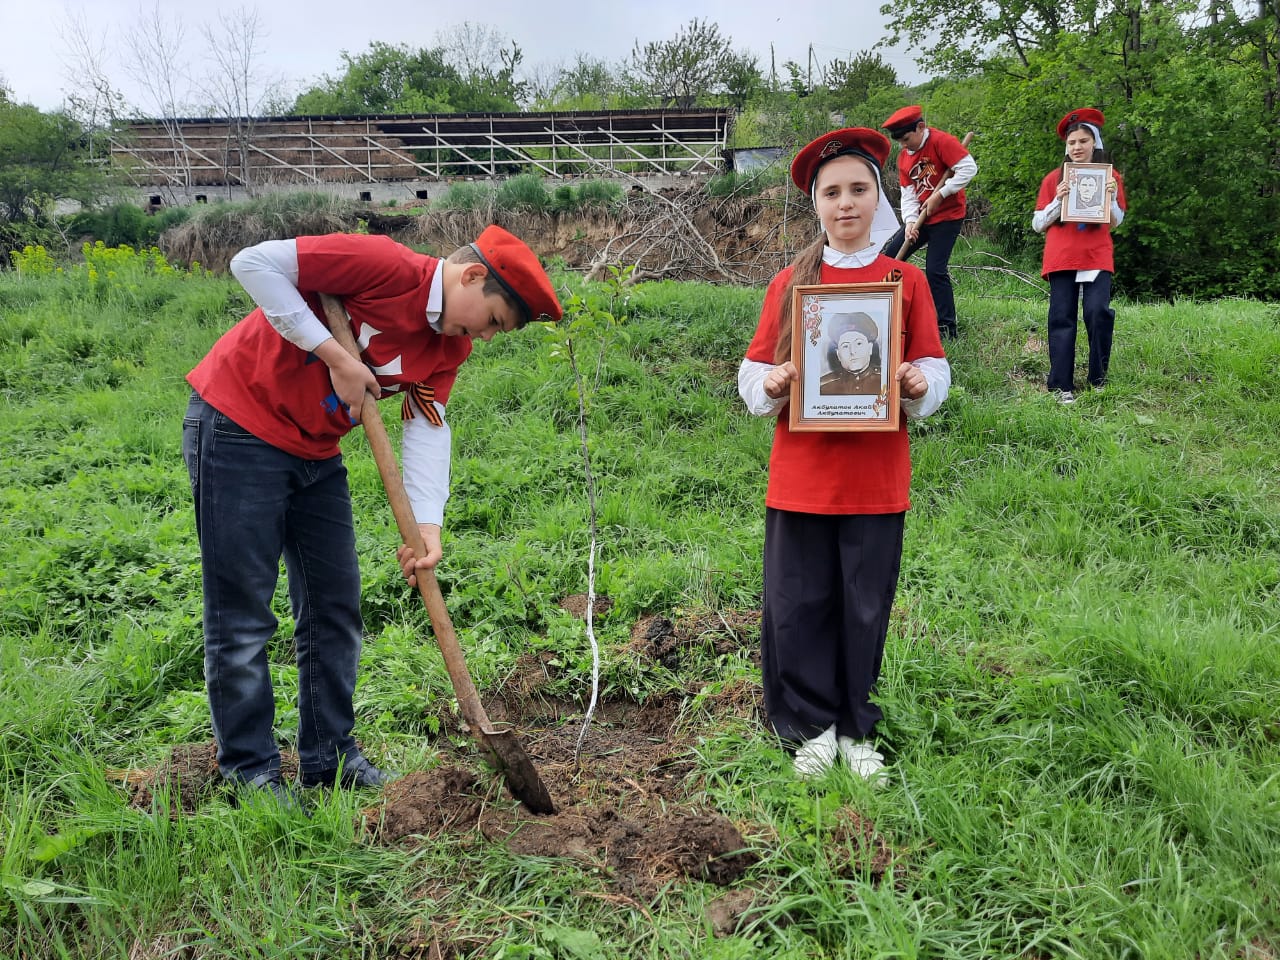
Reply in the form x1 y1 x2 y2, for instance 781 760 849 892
127 172 709 210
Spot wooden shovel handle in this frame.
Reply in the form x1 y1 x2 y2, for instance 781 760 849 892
317 293 491 731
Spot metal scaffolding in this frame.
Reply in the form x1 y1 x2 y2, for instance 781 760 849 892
108 109 734 188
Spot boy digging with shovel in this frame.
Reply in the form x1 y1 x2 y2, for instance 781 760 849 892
183 227 561 805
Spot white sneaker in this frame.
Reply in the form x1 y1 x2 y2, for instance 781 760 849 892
794 725 838 779
837 736 888 782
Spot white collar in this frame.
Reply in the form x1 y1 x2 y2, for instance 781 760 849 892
905 127 931 155
426 259 444 332
822 242 884 268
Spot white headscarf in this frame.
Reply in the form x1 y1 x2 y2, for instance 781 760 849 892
1065 123 1104 153
809 154 901 251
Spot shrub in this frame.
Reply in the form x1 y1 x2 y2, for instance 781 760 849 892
573 180 623 210
496 174 550 212
706 166 788 199
9 244 60 277
160 192 357 271
432 182 496 212
550 183 576 213
1 220 62 265
65 203 192 248
547 180 624 215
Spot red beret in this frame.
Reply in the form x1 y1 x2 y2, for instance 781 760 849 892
882 104 924 134
790 127 891 193
471 225 562 325
1057 108 1105 140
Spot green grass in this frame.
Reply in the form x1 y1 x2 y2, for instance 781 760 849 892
1 244 1277 958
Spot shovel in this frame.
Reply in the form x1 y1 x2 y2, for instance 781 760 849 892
318 293 556 814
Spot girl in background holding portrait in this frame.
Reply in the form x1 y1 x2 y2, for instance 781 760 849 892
1033 108 1127 404
737 128 950 780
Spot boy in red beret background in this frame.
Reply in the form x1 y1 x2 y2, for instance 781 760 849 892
881 105 978 340
1032 108 1127 404
738 127 950 780
183 225 561 803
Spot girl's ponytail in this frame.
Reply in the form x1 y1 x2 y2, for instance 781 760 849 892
774 237 826 365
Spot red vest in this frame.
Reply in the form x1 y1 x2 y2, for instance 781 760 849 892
188 234 471 460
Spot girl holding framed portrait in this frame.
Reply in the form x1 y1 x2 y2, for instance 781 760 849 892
736 127 951 781
1032 107 1128 404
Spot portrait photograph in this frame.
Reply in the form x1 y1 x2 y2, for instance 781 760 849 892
1061 162 1113 224
789 282 903 432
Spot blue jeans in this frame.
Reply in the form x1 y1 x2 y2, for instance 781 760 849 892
182 393 364 782
1047 271 1114 391
884 217 963 338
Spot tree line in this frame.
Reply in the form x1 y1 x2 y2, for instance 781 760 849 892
2 5 1277 299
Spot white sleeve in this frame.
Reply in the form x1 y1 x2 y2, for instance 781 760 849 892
901 355 950 419
1110 201 1125 227
738 358 788 418
400 403 451 527
228 239 333 352
939 154 977 197
1033 199 1062 234
900 184 921 224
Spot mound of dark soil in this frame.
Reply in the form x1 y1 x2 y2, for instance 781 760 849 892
363 676 760 901
370 762 753 900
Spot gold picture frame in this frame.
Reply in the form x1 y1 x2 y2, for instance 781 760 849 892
788 282 903 432
1061 162 1112 225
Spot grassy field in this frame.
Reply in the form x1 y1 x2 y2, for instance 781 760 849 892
1 241 1277 959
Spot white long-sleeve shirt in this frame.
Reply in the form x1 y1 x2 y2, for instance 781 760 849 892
1031 189 1126 284
1032 196 1125 234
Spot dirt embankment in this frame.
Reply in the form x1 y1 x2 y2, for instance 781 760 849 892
388 187 813 286
161 186 820 285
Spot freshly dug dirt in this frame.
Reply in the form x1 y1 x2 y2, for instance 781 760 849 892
372 764 754 900
122 694 758 901
116 606 903 927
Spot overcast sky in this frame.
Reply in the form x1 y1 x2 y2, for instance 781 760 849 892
0 0 925 113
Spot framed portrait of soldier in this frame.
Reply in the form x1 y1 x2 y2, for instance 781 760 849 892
1061 162 1112 224
788 282 903 432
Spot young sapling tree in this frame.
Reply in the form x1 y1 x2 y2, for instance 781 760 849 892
541 265 633 762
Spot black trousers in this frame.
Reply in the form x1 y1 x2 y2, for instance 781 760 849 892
884 217 964 338
761 508 905 744
1046 270 1114 391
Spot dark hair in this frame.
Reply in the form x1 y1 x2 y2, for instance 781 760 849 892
1064 121 1108 164
888 119 923 142
446 244 527 327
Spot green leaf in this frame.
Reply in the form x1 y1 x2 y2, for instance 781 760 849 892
30 825 102 862
543 925 605 960
20 879 58 897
